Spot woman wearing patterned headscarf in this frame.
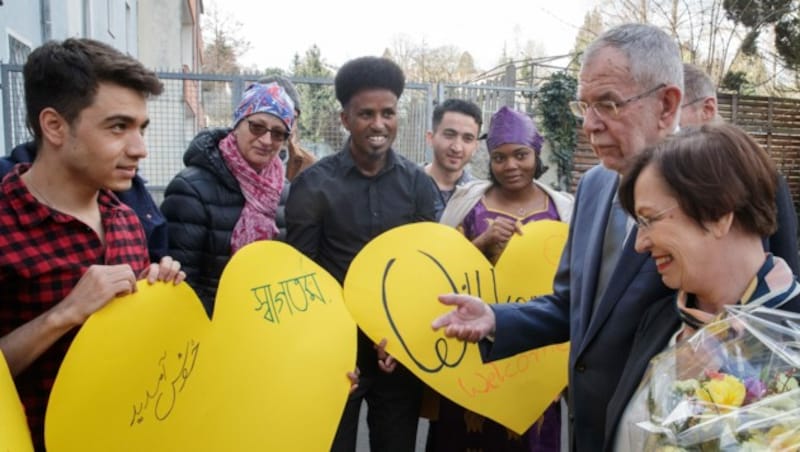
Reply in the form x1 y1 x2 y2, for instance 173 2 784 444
431 106 573 452
161 82 295 317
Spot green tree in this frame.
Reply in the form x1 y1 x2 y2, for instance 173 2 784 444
723 0 800 70
721 70 751 93
593 0 795 94
775 16 800 68
535 72 578 191
291 45 341 150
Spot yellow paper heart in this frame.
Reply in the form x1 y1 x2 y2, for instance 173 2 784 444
189 241 356 451
46 241 356 451
45 282 209 450
343 221 569 434
0 351 34 452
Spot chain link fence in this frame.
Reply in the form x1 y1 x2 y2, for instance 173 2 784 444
1 66 541 201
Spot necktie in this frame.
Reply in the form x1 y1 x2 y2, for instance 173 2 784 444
593 197 629 314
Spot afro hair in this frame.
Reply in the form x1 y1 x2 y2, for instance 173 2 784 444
334 56 405 107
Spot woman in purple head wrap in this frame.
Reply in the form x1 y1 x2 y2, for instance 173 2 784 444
441 106 573 262
432 106 574 452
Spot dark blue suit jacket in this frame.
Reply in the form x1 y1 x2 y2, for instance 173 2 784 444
767 175 798 274
481 165 674 451
481 164 798 451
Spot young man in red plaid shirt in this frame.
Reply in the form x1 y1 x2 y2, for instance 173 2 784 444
0 38 186 450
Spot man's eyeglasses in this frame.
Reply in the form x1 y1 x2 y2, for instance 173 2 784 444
635 205 677 230
246 119 290 142
569 83 667 119
681 97 706 109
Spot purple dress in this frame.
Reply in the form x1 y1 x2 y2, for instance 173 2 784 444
461 197 561 262
427 195 563 452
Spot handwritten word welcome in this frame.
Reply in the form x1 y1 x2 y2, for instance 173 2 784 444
130 339 199 426
251 273 327 324
457 343 569 397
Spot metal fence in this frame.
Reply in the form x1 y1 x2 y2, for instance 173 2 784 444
0 65 538 201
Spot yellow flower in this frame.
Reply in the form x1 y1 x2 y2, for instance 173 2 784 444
766 424 800 450
696 373 746 407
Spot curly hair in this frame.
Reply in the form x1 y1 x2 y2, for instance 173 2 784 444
334 56 404 107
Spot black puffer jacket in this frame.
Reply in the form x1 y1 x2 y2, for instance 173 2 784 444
161 128 244 317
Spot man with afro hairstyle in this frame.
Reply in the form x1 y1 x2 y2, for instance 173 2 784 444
286 56 436 451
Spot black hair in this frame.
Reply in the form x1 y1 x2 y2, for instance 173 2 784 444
432 98 483 131
334 56 405 107
24 38 162 146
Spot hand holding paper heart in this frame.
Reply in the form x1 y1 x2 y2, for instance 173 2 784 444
344 221 569 434
46 241 356 451
43 221 567 447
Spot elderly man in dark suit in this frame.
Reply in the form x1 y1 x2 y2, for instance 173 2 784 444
432 23 683 451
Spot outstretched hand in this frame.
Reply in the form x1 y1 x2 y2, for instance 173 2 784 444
431 294 496 342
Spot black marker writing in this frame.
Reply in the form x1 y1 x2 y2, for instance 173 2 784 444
130 339 199 427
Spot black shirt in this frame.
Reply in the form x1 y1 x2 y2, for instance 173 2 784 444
286 144 437 283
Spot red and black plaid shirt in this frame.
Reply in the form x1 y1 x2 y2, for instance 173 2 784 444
0 164 149 450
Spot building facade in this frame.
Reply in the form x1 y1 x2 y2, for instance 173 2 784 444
0 0 204 155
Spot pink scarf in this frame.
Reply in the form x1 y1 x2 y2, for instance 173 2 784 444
219 132 284 254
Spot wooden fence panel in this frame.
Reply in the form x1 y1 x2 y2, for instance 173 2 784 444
569 93 800 227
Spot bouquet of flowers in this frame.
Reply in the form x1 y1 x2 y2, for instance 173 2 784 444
632 307 800 451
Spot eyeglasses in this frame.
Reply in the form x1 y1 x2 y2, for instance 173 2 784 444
569 83 667 119
246 119 290 142
681 97 705 109
636 205 677 230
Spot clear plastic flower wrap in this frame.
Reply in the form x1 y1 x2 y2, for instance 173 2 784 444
631 307 800 451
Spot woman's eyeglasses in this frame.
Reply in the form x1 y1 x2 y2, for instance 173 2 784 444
246 119 290 142
636 205 677 230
